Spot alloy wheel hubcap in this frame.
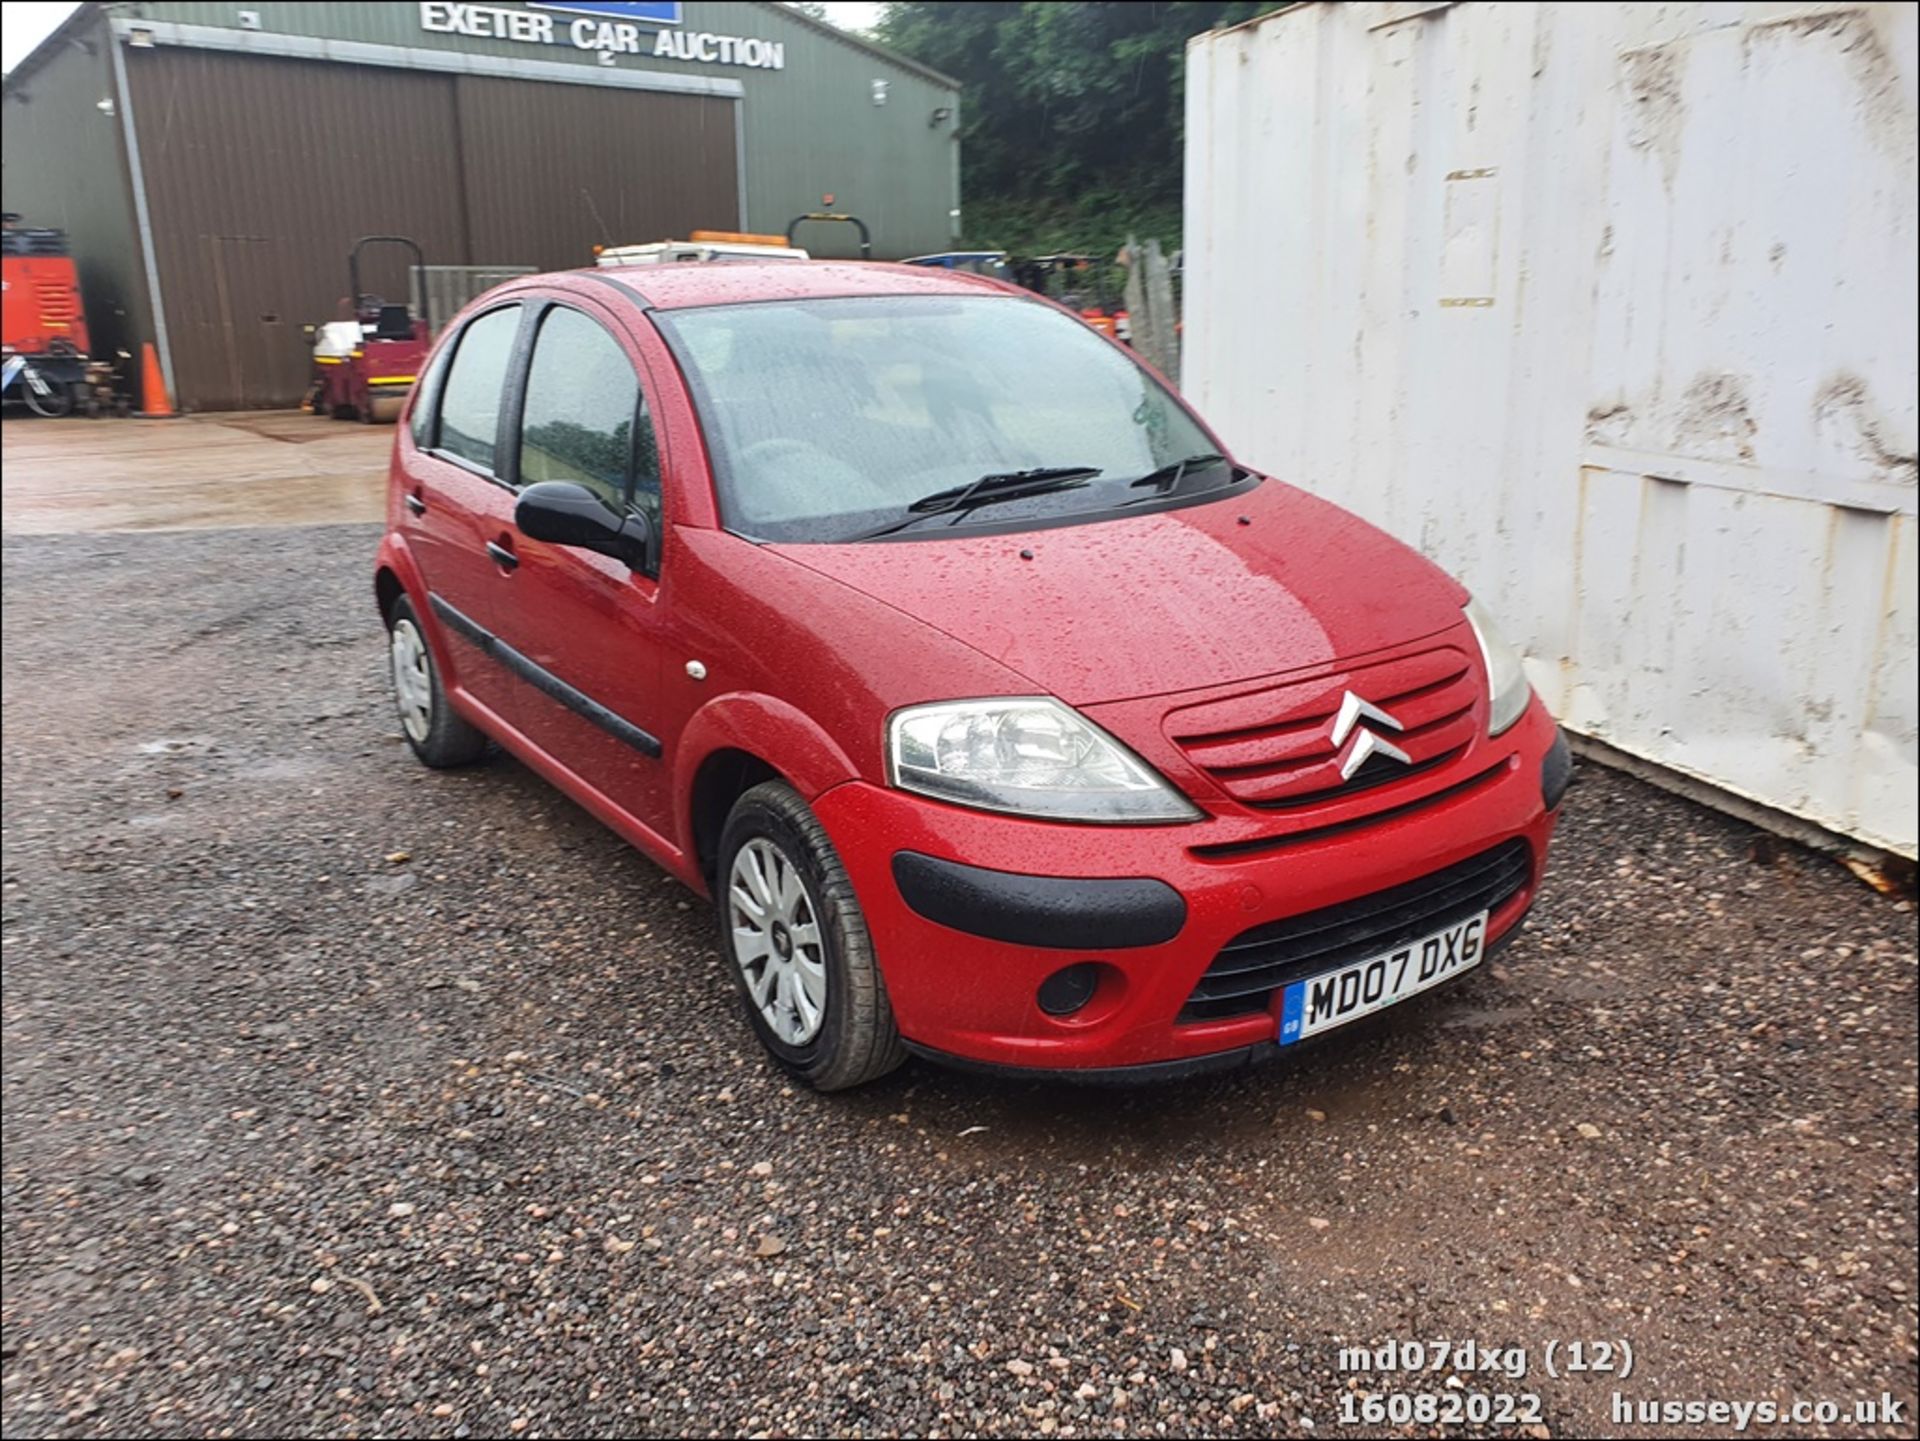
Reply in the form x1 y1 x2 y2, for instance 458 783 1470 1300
728 837 827 1046
390 618 433 744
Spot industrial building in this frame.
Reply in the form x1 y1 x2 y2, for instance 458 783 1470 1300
2 1 961 410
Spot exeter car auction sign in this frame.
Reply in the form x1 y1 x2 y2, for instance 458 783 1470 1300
419 1 786 69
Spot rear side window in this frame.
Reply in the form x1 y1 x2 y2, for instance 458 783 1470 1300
435 304 521 473
519 306 639 511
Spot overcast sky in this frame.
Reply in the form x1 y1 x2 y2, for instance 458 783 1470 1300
2 2 885 72
1 1 77 71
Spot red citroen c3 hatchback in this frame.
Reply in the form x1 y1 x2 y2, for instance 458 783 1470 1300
375 262 1569 1089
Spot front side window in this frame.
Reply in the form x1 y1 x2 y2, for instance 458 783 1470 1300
519 306 642 512
655 294 1241 543
435 304 522 473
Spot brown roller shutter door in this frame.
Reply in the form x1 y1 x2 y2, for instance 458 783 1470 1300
453 76 739 272
125 48 739 410
124 48 467 411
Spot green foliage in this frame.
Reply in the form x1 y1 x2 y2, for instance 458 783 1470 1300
875 0 1283 247
959 193 1184 266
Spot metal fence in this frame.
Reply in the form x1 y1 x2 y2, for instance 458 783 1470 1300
411 264 536 334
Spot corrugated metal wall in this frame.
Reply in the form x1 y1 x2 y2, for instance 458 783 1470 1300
452 77 737 271
127 1 963 258
124 48 469 411
1184 2 1918 856
6 2 960 408
122 47 736 409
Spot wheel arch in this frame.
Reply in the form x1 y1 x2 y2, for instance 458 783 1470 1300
688 748 784 886
675 693 863 887
373 531 427 622
375 565 405 622
372 533 468 693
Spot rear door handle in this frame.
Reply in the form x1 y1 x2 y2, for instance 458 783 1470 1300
404 493 427 516
486 540 519 571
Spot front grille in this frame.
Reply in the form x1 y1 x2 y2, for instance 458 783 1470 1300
1188 759 1509 860
1167 645 1481 811
1181 839 1531 1022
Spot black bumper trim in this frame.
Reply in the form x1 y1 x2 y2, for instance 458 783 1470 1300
1541 728 1573 810
891 851 1186 950
901 1037 1275 1086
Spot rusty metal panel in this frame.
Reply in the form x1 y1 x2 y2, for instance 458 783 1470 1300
124 46 469 411
451 76 739 271
1185 2 1918 855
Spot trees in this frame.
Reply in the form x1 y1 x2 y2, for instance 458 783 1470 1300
874 2 1282 249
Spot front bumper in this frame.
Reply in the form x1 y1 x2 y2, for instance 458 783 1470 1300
812 702 1566 1074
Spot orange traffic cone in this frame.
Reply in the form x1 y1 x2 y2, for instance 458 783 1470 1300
137 342 175 418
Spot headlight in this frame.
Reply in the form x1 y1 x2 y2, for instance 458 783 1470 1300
886 698 1202 823
1465 597 1533 736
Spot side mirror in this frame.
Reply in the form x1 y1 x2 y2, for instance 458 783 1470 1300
515 481 654 571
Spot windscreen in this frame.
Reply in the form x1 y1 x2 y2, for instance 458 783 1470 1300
656 294 1237 543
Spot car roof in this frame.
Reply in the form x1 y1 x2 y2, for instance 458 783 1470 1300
552 260 1015 311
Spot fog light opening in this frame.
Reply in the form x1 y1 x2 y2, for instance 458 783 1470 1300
1037 962 1103 1017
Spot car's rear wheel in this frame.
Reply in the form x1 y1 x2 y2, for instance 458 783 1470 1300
386 594 488 768
717 781 905 1090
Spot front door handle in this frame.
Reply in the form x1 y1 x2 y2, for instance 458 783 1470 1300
486 540 519 571
404 492 427 516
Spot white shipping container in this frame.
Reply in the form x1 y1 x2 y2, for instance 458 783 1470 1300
1184 1 1917 857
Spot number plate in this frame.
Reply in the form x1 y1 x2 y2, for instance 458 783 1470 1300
1278 911 1488 1045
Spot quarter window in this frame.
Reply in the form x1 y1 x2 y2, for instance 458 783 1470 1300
520 306 641 512
435 304 522 473
631 392 662 534
407 338 452 449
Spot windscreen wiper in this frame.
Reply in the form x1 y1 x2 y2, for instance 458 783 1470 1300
853 465 1103 540
1123 452 1228 500
910 465 1104 514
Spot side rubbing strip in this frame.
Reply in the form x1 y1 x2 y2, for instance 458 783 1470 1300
428 593 663 759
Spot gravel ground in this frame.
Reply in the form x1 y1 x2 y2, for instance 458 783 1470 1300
3 524 1915 1439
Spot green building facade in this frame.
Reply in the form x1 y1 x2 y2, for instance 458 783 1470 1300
3 1 961 409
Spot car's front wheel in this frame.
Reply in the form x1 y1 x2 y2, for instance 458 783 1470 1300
717 781 905 1090
386 594 488 768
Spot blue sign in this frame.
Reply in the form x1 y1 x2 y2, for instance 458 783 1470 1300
528 1 683 22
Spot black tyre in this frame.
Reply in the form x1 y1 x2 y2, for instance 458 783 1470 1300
716 781 906 1090
385 594 488 768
